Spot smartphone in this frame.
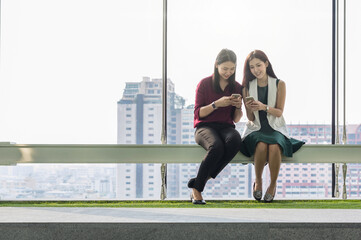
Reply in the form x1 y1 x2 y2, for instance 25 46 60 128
231 93 241 99
245 96 254 102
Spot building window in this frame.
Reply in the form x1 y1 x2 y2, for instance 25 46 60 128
301 128 307 136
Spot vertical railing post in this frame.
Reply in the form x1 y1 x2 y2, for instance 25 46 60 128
331 0 339 198
160 0 168 200
342 0 347 200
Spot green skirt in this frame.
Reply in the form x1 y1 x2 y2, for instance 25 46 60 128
240 130 305 158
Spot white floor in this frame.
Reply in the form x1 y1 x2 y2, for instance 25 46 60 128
1 208 361 223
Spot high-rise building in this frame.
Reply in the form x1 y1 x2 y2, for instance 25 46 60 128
116 77 184 199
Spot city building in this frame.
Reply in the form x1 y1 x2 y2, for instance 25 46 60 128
116 77 184 199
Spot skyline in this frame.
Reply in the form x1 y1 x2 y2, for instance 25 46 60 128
1 77 360 200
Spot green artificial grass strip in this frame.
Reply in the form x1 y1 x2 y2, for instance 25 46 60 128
0 200 360 209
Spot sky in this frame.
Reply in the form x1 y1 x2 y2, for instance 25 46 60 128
0 0 360 144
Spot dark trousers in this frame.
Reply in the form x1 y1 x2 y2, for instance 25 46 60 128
193 124 241 192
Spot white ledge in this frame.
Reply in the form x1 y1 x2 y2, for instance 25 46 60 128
0 144 360 165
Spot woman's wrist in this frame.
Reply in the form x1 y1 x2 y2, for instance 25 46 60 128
265 105 270 112
211 101 217 110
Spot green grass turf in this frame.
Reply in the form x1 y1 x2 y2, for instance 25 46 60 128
0 200 360 209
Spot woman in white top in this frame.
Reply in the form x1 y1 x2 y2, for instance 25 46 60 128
240 50 304 202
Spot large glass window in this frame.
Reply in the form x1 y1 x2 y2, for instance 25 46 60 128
1 0 359 200
0 0 162 200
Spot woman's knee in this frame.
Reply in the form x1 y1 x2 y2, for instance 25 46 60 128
269 144 281 156
208 141 224 157
255 142 268 153
225 131 241 147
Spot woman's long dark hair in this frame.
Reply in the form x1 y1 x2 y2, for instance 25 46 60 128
213 49 237 93
242 50 277 90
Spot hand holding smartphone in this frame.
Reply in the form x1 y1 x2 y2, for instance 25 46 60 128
231 93 241 99
245 96 254 102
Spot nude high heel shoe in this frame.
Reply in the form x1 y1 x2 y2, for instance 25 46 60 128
264 186 276 203
253 182 262 201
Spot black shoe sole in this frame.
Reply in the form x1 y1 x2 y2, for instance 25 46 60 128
192 199 206 205
190 192 206 205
